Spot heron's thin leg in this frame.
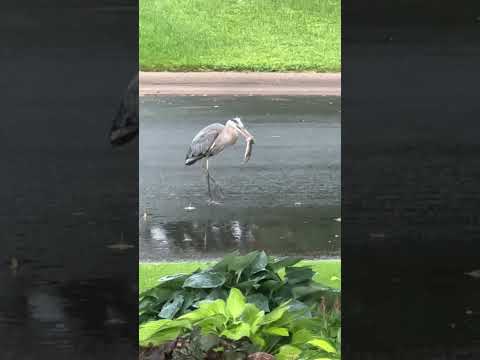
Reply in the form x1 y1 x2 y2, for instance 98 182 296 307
203 158 212 200
203 229 207 250
206 159 225 199
202 158 224 201
212 178 225 198
206 166 225 199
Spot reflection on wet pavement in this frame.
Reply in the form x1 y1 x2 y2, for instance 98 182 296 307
140 208 340 261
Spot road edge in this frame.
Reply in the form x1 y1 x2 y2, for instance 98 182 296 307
139 71 341 96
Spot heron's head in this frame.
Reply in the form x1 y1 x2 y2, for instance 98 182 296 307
226 117 254 141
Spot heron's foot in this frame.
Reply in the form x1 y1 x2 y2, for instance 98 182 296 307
203 168 225 202
213 184 225 199
208 176 225 199
206 186 223 203
206 199 222 206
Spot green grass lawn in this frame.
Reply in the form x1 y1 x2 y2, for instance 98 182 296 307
140 0 340 72
139 259 341 293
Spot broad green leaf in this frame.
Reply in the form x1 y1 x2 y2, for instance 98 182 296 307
261 279 282 291
241 303 265 333
297 348 336 360
183 271 226 289
261 301 291 325
251 334 266 349
139 319 191 344
226 288 246 319
290 318 325 334
273 308 311 330
263 326 289 336
191 289 209 306
246 251 269 276
178 307 208 322
291 329 316 345
288 300 312 314
291 285 319 299
196 314 227 333
291 288 339 307
198 299 226 315
269 257 303 272
139 296 156 311
139 319 171 342
276 345 302 360
158 294 184 319
308 339 337 353
205 288 228 302
276 268 287 281
286 266 315 285
228 251 258 274
337 328 341 344
236 279 260 292
139 312 155 324
157 273 192 288
140 287 173 303
212 250 240 272
251 270 276 283
179 299 225 321
199 334 221 352
220 322 250 341
273 285 294 303
299 350 334 360
247 293 270 313
180 290 195 313
139 327 182 346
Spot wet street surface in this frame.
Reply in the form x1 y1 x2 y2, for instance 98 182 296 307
140 96 341 261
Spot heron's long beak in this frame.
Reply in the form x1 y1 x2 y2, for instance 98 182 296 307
237 127 254 142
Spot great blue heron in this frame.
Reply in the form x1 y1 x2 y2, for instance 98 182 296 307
185 117 255 202
110 74 138 146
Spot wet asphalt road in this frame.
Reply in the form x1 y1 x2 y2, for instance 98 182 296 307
140 95 341 261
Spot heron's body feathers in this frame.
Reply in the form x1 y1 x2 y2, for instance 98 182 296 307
185 123 225 165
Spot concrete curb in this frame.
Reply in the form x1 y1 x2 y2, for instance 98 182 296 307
139 72 341 96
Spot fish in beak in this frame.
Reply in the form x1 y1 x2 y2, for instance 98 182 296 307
243 137 254 163
233 122 255 163
228 117 255 163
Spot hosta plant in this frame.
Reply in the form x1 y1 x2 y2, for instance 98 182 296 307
140 287 341 359
139 250 339 325
140 288 292 349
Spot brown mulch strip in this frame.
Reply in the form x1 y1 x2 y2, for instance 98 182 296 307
139 345 275 360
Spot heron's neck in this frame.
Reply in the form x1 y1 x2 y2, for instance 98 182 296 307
223 126 239 144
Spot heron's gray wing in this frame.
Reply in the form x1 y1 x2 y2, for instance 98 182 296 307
186 123 224 160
